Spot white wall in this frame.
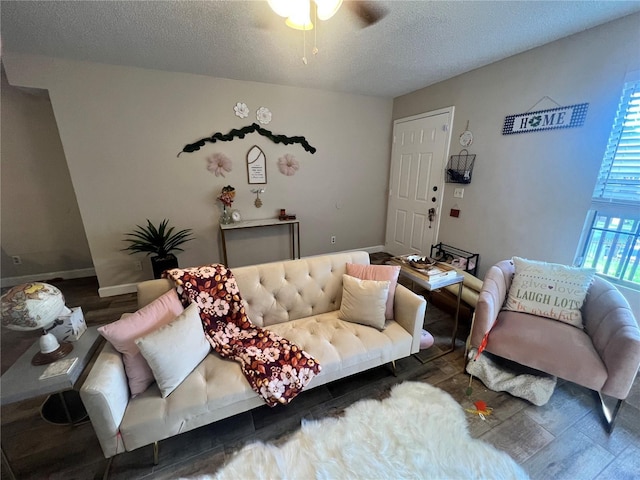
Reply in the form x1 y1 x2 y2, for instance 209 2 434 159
0 69 93 283
393 13 640 316
3 14 638 316
2 53 392 295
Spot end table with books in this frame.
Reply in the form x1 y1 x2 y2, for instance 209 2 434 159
389 255 464 362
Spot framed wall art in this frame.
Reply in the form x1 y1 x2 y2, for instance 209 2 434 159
247 145 267 184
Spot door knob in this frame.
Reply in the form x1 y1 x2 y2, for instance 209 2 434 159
428 208 436 228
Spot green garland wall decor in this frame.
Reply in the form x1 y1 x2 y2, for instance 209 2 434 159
178 123 316 156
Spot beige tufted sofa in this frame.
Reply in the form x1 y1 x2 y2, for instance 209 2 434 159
80 251 427 460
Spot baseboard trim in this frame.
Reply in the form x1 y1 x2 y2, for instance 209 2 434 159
1 268 97 288
98 283 138 298
360 245 385 254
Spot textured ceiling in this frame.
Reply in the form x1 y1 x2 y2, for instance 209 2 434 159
1 1 639 98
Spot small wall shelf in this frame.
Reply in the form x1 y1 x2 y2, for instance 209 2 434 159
430 242 479 276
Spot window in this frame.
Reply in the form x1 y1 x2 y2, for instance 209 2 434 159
577 72 640 289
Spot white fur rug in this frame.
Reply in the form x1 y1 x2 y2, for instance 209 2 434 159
186 382 528 480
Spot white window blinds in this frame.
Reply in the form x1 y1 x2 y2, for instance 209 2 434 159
592 74 640 206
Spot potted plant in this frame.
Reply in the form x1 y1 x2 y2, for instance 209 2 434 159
122 219 194 279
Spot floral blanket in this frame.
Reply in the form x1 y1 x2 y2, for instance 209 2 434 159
163 264 321 407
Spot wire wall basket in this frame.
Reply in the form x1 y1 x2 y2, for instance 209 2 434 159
446 149 476 184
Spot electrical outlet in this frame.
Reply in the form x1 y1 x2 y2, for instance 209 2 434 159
134 261 143 271
330 235 336 245
11 255 22 265
454 188 465 199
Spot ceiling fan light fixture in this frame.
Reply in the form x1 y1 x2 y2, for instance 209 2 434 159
315 0 342 21
284 0 314 30
285 17 313 30
267 0 292 17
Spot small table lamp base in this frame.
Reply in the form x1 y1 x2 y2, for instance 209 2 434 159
31 342 73 365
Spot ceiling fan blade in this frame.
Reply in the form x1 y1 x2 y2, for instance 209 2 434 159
345 1 388 28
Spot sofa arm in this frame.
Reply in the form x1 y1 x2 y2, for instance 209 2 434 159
470 263 511 347
394 284 427 354
583 277 640 399
80 342 129 458
137 278 173 308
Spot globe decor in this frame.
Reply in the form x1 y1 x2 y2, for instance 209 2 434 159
1 282 74 365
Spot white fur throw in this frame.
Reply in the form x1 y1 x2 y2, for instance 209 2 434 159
185 381 528 479
466 348 557 406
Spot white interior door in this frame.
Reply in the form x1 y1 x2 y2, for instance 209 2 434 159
385 108 454 257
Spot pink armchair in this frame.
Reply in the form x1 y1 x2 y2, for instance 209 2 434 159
470 260 640 431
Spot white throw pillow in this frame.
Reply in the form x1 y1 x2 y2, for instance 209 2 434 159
338 274 390 330
135 303 210 397
504 257 595 328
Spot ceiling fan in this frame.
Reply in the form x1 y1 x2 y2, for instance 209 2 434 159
267 0 387 30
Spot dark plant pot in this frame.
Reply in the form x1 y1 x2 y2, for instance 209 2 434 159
151 254 179 279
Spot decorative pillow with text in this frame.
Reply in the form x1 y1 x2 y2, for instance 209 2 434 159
504 257 595 328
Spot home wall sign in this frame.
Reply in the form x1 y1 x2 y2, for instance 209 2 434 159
502 103 588 135
177 123 316 156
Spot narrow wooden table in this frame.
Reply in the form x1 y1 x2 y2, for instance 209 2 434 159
220 218 300 266
389 258 464 362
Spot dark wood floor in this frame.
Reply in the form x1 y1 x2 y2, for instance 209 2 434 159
2 262 639 479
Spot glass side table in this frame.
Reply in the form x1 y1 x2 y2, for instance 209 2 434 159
389 258 464 363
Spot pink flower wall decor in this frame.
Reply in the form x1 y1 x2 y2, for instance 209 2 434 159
207 153 232 177
278 154 299 176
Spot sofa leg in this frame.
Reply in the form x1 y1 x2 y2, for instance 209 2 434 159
153 441 159 465
390 361 397 376
597 392 624 433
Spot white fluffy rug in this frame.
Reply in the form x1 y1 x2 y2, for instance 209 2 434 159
188 382 528 480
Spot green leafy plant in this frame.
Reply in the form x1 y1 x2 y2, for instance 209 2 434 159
122 219 194 258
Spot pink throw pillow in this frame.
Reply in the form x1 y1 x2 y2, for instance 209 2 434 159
98 289 184 396
346 263 400 320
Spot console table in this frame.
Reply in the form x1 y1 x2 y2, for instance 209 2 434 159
220 218 300 266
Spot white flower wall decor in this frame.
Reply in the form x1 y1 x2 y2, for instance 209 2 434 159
207 153 233 177
234 102 249 119
256 107 272 125
278 154 300 176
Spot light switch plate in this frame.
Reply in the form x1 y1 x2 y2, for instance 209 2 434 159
454 188 464 198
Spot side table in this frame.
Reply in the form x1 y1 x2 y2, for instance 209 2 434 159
1 326 103 416
389 259 464 363
1 326 103 480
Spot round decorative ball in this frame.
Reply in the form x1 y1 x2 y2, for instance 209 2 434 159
1 283 66 331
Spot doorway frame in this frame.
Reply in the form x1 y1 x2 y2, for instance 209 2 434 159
385 106 455 255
